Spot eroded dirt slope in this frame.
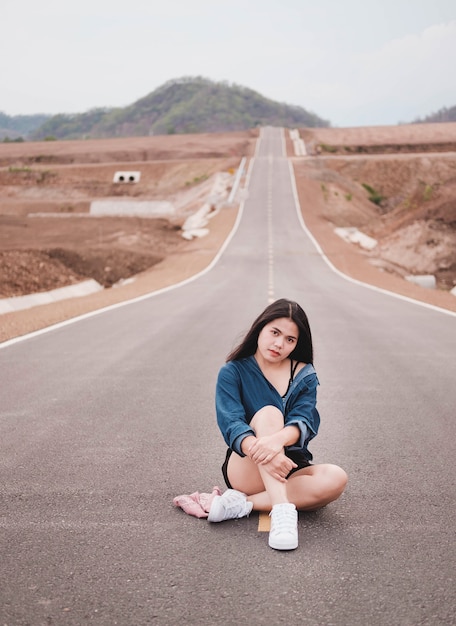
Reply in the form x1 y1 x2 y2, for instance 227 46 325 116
293 124 456 290
0 131 257 297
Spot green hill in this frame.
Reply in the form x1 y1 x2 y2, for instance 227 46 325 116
31 77 329 140
0 112 51 140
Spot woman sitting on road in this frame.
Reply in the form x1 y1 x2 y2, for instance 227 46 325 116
208 298 348 551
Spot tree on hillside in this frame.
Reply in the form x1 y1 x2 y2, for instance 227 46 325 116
413 105 456 124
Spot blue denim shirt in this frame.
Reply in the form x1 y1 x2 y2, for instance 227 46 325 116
215 356 320 461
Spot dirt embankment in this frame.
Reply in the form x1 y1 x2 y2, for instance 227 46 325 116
0 131 257 299
0 124 455 343
300 123 456 155
291 124 456 294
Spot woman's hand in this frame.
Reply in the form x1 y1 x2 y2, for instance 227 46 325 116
247 434 284 465
261 452 298 482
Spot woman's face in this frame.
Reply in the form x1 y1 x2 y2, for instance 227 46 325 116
256 317 299 364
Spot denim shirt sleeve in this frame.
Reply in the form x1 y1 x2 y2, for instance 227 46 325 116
215 363 255 456
286 422 309 452
284 372 320 452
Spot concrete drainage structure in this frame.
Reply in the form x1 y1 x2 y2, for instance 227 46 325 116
113 171 141 183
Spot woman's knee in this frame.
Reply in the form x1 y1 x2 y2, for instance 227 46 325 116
250 405 284 433
291 464 347 509
320 464 348 496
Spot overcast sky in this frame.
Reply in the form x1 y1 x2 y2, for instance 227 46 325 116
2 0 455 127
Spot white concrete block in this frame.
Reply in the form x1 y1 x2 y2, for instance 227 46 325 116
90 200 175 217
334 227 377 250
181 228 210 240
405 275 436 289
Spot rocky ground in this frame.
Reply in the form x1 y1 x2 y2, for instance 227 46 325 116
0 125 455 343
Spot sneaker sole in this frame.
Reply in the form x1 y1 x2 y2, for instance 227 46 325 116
268 535 298 550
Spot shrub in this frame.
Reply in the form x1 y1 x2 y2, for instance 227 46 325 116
423 184 433 201
361 183 384 206
319 143 337 153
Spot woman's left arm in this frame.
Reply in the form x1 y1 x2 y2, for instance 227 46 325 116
285 374 321 449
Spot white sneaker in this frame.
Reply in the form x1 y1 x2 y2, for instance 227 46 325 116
268 503 298 550
207 489 253 522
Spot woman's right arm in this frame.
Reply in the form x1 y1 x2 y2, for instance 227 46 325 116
215 364 256 456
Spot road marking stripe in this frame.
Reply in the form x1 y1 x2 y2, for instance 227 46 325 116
267 155 274 303
258 511 271 532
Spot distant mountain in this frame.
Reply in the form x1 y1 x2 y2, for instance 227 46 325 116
0 112 51 140
31 77 329 140
412 105 456 124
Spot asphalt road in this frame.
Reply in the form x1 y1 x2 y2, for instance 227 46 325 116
1 127 455 626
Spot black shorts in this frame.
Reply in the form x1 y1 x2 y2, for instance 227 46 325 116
221 448 312 489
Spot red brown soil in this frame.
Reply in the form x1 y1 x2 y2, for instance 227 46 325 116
1 125 455 343
288 124 456 300
299 122 456 154
0 130 257 295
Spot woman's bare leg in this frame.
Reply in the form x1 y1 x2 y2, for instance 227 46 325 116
249 464 348 511
227 405 294 506
228 454 347 511
226 404 348 511
249 406 290 506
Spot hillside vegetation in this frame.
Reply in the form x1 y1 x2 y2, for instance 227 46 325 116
0 112 51 141
413 105 456 124
3 78 455 141
30 77 329 140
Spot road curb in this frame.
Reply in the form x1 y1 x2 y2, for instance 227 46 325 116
0 279 103 315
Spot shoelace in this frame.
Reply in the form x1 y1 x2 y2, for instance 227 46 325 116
270 507 296 533
222 492 247 516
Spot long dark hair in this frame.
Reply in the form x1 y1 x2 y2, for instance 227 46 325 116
227 299 313 364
